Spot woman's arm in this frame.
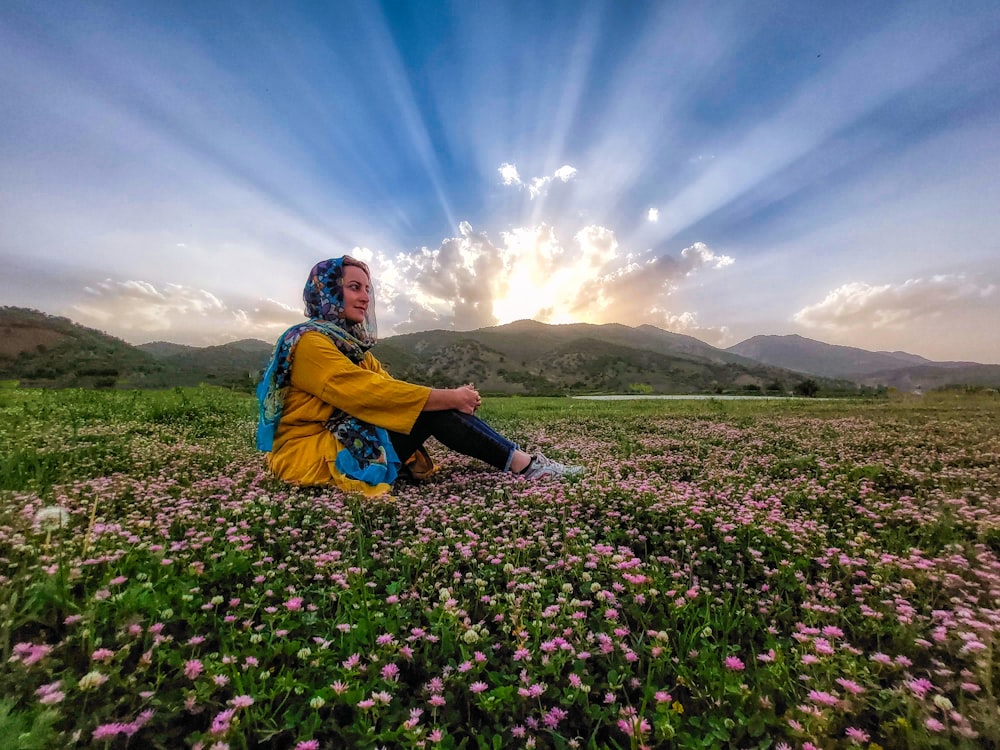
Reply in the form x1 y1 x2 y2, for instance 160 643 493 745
365 350 480 414
294 334 479 426
424 385 480 414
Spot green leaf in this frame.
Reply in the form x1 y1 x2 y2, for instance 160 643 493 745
747 712 767 737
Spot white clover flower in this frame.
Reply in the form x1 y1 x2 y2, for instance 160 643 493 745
35 506 70 531
78 671 108 691
310 696 325 709
462 630 479 644
933 695 954 711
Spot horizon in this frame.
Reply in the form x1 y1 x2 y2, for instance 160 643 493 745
2 1 998 362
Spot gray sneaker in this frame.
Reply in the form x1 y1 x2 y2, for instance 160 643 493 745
520 453 584 480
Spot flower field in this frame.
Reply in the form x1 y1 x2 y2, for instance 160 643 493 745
1 387 998 750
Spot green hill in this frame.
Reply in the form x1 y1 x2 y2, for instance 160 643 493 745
0 307 163 388
728 333 1000 392
137 339 273 390
1 307 858 395
373 320 856 396
0 308 271 390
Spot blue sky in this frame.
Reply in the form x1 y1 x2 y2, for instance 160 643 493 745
2 0 999 362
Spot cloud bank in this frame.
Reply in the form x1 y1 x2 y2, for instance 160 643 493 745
61 219 734 348
71 279 301 344
376 221 733 341
793 275 997 331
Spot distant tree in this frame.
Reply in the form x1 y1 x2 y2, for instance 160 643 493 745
793 378 820 397
765 379 784 394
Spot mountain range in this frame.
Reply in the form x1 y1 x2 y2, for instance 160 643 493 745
727 334 1000 392
1 306 996 394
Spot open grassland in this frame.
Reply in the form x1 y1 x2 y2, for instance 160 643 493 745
0 388 998 749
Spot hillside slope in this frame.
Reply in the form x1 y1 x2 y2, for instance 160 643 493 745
374 321 853 395
857 363 1000 392
0 307 162 387
727 333 997 391
139 339 273 389
1 308 271 390
727 334 931 377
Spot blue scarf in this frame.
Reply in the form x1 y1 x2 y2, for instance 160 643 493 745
256 257 400 487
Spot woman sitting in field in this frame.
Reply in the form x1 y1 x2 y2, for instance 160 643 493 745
256 256 582 498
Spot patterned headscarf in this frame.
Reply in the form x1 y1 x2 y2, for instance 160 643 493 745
302 256 378 345
256 257 400 487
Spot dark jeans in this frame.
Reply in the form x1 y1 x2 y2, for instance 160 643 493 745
389 410 518 472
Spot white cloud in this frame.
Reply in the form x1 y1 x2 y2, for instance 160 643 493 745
552 165 578 182
71 278 300 342
61 228 735 346
379 221 508 333
369 224 733 339
566 240 733 326
498 162 521 186
654 309 732 347
231 298 302 330
793 275 996 331
498 162 578 199
647 207 659 222
680 242 734 272
75 279 225 330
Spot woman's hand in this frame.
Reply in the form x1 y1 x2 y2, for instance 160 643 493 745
424 384 482 414
452 384 481 414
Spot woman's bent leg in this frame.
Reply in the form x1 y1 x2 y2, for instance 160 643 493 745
389 410 518 471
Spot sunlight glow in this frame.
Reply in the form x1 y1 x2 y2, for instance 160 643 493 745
491 225 578 325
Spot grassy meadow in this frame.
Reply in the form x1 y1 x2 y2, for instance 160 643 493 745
0 387 998 749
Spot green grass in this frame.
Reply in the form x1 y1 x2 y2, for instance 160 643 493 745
0 388 998 749
0 386 257 497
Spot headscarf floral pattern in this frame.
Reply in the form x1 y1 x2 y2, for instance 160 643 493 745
256 257 400 487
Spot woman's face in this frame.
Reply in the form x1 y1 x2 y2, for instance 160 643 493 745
341 264 371 324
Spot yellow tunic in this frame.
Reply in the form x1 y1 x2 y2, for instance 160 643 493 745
267 332 431 497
